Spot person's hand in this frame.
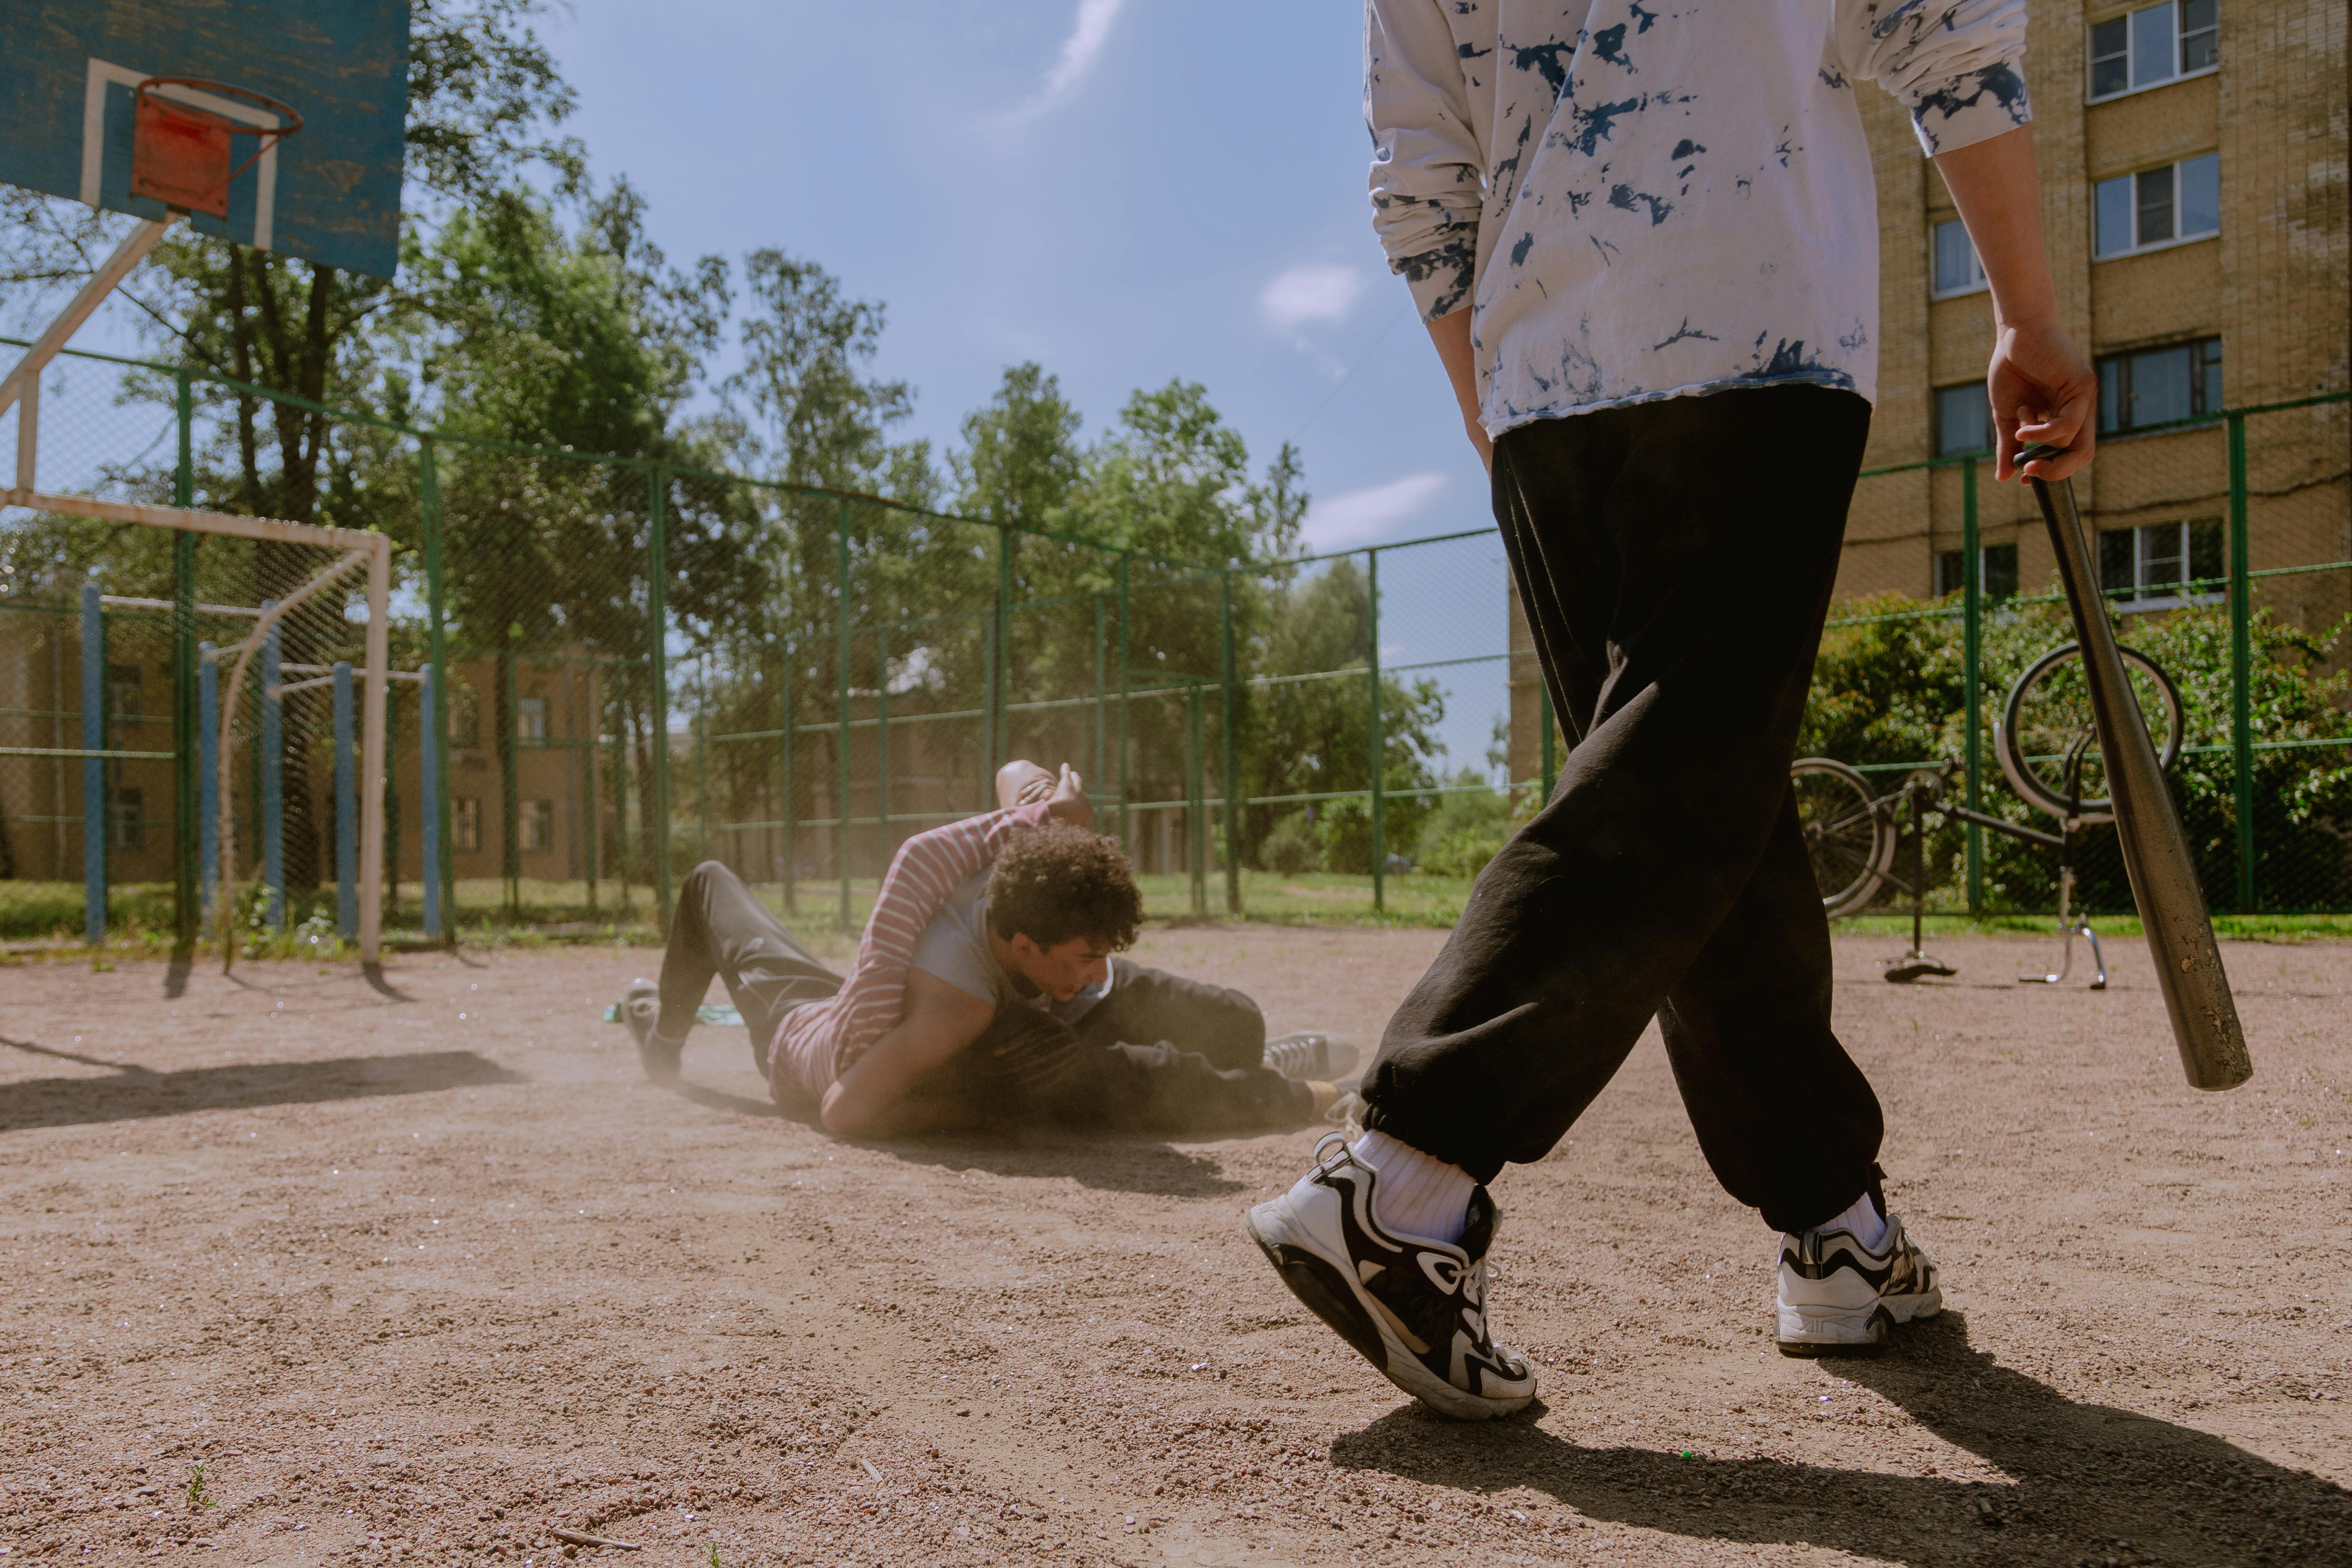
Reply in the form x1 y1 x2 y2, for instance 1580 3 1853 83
1988 320 2095 484
996 759 1054 811
1045 763 1092 828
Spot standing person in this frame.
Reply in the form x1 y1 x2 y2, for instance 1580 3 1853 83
1247 0 2095 1419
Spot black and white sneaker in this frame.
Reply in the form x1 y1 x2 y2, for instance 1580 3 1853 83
1245 1133 1536 1420
618 978 681 1083
1775 1203 1942 1356
1263 1031 1361 1082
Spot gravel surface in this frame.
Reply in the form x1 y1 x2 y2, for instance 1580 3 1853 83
2 927 2347 1566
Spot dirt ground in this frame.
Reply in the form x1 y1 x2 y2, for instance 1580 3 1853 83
3 925 2347 1568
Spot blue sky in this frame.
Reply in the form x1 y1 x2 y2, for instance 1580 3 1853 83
543 0 1490 557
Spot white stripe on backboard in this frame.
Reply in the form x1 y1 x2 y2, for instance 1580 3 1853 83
80 57 282 252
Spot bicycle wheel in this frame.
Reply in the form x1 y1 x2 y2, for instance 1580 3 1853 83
1995 642 2184 822
1792 757 1895 917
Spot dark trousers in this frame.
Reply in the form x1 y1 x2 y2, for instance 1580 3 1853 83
661 861 1307 1134
1360 386 1884 1234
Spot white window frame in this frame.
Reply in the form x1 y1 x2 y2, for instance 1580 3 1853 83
516 693 548 743
1932 382 1992 458
1933 542 2018 601
1929 217 1989 300
519 798 555 853
2100 519 2225 611
2093 154 2221 260
2086 0 2220 104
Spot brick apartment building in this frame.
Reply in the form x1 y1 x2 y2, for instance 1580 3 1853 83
1513 0 2348 782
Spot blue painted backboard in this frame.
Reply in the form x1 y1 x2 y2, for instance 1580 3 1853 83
0 2 409 279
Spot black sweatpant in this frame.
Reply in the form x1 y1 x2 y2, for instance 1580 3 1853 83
1359 385 1885 1234
659 861 1308 1134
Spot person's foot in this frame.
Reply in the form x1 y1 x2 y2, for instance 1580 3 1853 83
1244 1134 1537 1420
1263 1031 1361 1082
618 978 681 1083
1775 1206 1942 1356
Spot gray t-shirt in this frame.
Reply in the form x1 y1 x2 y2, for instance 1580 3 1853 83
909 870 1110 1024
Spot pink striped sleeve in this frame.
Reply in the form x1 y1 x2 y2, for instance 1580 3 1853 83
768 801 1055 1104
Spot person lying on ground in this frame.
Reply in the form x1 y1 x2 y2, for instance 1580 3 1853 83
614 761 1353 1139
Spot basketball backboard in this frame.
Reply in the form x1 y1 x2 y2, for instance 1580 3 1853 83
0 2 409 279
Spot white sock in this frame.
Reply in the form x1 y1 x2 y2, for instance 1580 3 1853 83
1350 1130 1475 1244
1808 1190 1888 1250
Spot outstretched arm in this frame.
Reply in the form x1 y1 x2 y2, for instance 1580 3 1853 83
1932 128 2095 483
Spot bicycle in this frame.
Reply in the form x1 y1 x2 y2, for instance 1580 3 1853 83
1793 640 2185 986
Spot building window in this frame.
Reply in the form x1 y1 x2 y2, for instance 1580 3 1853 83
1935 543 2020 602
2095 154 2220 257
519 799 555 852
107 664 143 724
453 797 480 852
2097 337 2222 434
108 787 145 851
1931 219 1987 297
517 695 548 743
1934 383 1992 458
2100 520 2224 608
448 683 480 746
2088 0 2218 101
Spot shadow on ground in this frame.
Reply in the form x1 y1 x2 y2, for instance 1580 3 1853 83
1331 1313 2348 1566
0 1039 522 1132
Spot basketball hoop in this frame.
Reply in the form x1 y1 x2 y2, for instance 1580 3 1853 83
129 77 302 219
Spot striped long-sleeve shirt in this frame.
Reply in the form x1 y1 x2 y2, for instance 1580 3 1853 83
769 799 1056 1106
1365 0 2034 433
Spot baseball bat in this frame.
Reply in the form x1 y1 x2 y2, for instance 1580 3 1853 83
2019 444 2252 1090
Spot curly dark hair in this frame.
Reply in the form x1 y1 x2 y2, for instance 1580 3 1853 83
987 822 1143 951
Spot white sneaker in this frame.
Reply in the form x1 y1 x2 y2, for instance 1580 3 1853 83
1775 1206 1942 1356
1245 1134 1536 1419
1262 1031 1361 1082
618 978 680 1082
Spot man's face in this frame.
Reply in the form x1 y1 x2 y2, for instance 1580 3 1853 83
1005 933 1113 1002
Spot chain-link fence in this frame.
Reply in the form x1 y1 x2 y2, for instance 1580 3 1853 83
2 334 2346 944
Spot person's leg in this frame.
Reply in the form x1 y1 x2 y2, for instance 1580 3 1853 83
943 1005 1312 1135
660 861 842 1070
1360 385 1881 1205
1067 958 1266 1071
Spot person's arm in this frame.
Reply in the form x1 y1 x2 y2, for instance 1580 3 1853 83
1427 310 1491 472
820 968 994 1138
1839 0 2091 482
1933 129 2095 483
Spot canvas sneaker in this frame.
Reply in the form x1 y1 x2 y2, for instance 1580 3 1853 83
1245 1133 1536 1420
1775 1203 1942 1356
1263 1031 1361 1082
618 978 681 1083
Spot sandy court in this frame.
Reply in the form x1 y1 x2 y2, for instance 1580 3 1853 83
2 926 2348 1567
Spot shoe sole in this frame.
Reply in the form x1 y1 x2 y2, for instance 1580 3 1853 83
1775 1285 1942 1358
1244 1201 1531 1421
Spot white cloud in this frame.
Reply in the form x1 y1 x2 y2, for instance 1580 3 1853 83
1302 471 1449 552
1008 0 1127 121
1260 263 1365 332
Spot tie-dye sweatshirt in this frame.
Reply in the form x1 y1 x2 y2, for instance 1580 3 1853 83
1365 0 2033 433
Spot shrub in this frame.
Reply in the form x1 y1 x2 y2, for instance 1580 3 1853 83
1414 770 1514 879
1260 812 1320 876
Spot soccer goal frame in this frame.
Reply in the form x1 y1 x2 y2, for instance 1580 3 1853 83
1 216 393 962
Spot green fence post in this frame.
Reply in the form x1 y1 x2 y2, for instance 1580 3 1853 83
2229 413 2255 912
1962 458 1983 917
1220 571 1239 915
1117 553 1131 853
1539 679 1555 802
993 526 1012 777
1369 547 1385 911
647 463 674 929
581 677 598 917
836 499 853 930
172 370 197 946
694 677 710 863
876 624 890 869
501 647 521 918
1092 596 1107 807
780 636 797 914
422 440 458 944
1186 683 1206 916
